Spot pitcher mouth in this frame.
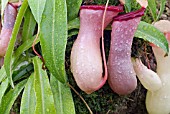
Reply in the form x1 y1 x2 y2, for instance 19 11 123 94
80 5 124 12
113 7 145 21
8 2 18 9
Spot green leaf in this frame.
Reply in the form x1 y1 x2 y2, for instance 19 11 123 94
67 18 79 37
68 29 79 38
148 0 157 21
0 79 26 114
0 78 8 105
68 18 80 30
22 7 36 42
28 0 46 24
156 0 166 21
4 0 28 88
125 0 131 12
13 35 39 63
33 57 56 114
50 74 76 114
135 21 169 53
20 74 36 114
13 63 33 82
1 0 8 17
0 66 6 82
66 0 82 21
12 55 29 70
40 0 67 83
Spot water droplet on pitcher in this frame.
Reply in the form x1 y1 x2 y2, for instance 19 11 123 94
76 62 80 66
117 70 122 74
164 96 167 99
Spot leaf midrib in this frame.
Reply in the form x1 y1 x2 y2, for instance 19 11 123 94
136 30 166 50
51 1 60 77
58 82 64 114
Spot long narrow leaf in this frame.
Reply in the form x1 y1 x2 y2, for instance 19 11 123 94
0 66 6 82
40 0 67 83
28 0 46 24
156 0 166 21
33 57 56 114
68 18 80 30
50 74 76 114
4 0 28 88
148 0 157 21
135 21 169 54
13 35 39 63
13 63 33 82
68 29 79 37
22 7 36 42
0 79 26 114
125 0 131 12
0 78 8 105
66 0 82 21
12 55 29 70
20 74 36 114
